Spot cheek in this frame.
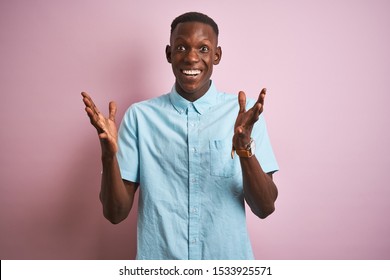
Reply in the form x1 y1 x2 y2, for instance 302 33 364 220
171 55 184 67
203 56 214 72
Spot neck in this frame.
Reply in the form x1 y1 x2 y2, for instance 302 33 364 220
175 81 211 102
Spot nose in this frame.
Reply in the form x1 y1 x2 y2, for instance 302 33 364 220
184 48 200 63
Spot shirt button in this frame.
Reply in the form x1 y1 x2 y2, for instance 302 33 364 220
191 178 196 183
192 207 198 213
191 147 197 153
191 238 197 244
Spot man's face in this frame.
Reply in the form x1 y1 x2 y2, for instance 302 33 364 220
166 22 222 101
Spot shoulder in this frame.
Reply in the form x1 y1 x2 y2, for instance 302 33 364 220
124 94 171 117
132 94 170 109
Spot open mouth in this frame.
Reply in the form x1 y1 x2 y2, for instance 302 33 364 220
181 69 202 77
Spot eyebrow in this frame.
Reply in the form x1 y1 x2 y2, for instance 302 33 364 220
173 36 213 44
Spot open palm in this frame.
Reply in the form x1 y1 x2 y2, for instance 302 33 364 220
81 92 118 157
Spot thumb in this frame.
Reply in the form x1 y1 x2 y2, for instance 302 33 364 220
108 101 117 122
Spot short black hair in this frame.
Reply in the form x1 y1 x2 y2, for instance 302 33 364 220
170 12 219 37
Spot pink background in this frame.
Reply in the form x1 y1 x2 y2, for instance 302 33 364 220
1 0 389 259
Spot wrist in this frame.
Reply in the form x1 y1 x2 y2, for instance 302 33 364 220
101 153 116 162
233 136 252 150
231 137 256 158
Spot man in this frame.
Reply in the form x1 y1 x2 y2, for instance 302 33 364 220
82 12 278 260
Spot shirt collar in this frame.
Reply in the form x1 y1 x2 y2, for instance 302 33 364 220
169 81 218 115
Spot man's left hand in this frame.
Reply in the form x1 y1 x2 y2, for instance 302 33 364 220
233 88 266 150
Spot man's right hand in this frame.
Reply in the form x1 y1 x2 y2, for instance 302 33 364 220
81 92 118 157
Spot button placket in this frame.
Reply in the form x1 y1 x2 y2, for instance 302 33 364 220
187 104 201 259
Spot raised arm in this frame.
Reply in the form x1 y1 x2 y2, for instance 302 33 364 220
232 89 278 219
81 92 138 224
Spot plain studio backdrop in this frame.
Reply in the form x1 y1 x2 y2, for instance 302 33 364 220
1 0 389 259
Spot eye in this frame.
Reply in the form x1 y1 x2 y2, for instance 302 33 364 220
176 45 186 51
200 46 209 52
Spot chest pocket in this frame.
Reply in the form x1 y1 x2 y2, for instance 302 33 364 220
209 140 240 177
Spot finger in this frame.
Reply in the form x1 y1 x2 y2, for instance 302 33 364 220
81 91 90 99
238 91 246 113
109 101 117 122
81 92 100 115
81 92 91 108
83 99 99 123
251 88 266 117
81 92 94 109
85 107 104 132
256 88 266 106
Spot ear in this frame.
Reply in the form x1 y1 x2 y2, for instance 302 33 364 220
213 46 222 65
165 45 172 63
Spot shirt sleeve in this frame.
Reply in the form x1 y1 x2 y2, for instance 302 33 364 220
117 105 140 183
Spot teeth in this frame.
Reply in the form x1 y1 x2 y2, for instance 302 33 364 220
182 69 201 76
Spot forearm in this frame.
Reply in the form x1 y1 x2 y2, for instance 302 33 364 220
100 155 133 224
240 156 278 219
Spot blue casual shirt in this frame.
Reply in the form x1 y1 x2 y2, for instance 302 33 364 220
117 82 279 260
